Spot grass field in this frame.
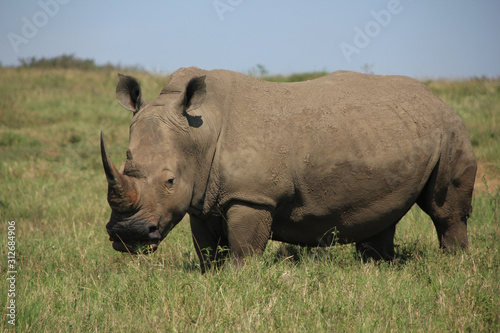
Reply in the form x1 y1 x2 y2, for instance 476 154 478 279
0 67 499 332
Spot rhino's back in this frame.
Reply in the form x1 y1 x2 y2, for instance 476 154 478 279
207 70 466 244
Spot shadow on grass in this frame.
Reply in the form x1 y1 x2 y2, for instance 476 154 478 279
269 241 430 268
393 242 429 266
269 243 358 267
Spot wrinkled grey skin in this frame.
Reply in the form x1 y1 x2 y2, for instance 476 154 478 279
102 67 476 270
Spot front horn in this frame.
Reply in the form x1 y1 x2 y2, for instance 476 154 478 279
100 132 139 212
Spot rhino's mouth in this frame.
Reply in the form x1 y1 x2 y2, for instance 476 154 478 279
111 239 159 254
106 213 163 255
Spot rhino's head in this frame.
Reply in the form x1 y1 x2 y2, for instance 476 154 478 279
102 73 207 254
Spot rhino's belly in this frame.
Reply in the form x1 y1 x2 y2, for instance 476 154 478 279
270 177 422 246
271 203 413 246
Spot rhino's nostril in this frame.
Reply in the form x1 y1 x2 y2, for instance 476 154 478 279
148 224 161 240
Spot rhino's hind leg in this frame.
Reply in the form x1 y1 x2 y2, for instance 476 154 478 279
355 223 396 261
417 155 476 251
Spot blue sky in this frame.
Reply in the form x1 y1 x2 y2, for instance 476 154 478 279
1 0 499 79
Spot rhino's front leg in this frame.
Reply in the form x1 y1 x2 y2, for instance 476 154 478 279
189 214 229 272
225 202 273 263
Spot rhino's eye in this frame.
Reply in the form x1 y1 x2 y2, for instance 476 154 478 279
165 177 175 190
165 175 175 190
162 170 176 190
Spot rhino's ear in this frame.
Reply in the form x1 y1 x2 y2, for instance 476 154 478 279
116 74 145 112
182 76 206 112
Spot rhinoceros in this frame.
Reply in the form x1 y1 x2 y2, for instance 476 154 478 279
101 67 476 270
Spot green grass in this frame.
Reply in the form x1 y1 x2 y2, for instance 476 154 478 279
0 68 499 332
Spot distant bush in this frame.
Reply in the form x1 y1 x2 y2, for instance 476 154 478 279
17 54 143 72
18 54 97 70
263 71 329 83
